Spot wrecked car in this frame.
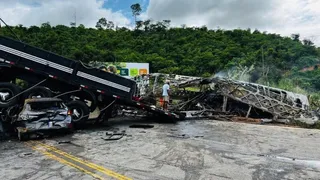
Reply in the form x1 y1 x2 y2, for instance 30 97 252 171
14 98 73 141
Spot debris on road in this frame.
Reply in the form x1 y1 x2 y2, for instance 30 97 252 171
167 134 190 139
102 130 126 141
18 152 33 158
58 140 72 144
231 117 262 124
57 140 83 147
167 134 204 139
129 124 154 129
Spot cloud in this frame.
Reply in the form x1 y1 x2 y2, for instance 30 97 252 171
145 0 320 45
0 0 131 28
1 0 320 45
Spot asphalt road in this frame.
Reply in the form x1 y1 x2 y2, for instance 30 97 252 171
1 119 320 180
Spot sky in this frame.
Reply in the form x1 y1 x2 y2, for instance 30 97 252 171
0 0 320 45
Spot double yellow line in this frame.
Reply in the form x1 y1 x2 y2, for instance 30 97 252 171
25 141 132 180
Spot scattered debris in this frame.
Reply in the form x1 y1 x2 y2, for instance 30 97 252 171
102 130 126 141
168 134 204 139
167 134 190 139
194 135 204 138
231 117 262 124
258 154 298 161
129 124 154 129
18 152 33 158
57 141 83 147
261 119 273 123
58 141 72 144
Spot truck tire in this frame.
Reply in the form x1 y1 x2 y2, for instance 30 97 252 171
0 83 21 108
23 86 52 99
66 100 90 124
83 90 98 112
74 89 97 112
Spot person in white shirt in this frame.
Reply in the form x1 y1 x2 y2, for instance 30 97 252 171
162 81 170 110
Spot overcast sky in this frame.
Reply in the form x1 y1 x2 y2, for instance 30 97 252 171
0 0 319 45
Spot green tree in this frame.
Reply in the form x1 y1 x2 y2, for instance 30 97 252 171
291 34 300 42
130 3 142 26
96 18 107 29
1 16 319 91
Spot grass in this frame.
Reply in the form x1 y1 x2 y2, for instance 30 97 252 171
289 119 320 129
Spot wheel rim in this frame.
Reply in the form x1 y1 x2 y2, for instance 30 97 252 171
71 108 83 122
0 88 14 105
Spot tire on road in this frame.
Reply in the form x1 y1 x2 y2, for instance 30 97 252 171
66 100 90 124
0 83 21 108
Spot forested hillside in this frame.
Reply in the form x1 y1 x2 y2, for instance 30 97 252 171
1 19 320 92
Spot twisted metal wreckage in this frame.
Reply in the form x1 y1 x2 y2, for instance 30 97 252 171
126 73 319 124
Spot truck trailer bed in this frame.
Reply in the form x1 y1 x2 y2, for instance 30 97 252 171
0 36 136 100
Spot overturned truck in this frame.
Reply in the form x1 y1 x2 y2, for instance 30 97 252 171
134 73 318 124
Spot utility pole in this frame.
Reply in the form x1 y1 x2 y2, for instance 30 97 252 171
261 45 265 84
70 8 77 27
74 8 77 27
262 46 264 76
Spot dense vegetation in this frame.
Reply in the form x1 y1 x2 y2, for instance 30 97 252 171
1 17 320 94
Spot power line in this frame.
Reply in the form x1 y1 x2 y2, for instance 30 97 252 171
74 8 77 27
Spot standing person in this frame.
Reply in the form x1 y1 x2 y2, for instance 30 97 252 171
162 80 170 110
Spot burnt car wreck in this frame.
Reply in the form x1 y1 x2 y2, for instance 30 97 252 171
132 73 319 124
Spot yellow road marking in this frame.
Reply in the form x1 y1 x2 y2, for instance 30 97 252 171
25 142 104 180
26 141 132 180
34 141 131 180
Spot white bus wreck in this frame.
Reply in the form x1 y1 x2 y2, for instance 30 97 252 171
132 73 318 124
